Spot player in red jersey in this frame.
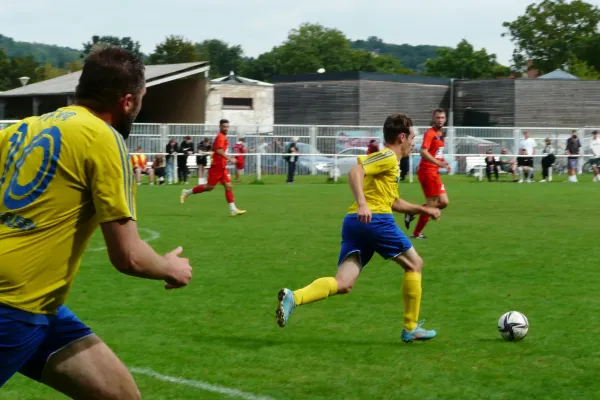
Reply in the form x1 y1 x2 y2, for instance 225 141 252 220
233 137 246 182
180 119 246 216
405 108 450 239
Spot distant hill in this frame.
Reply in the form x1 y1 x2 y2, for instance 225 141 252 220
0 34 80 68
351 36 446 72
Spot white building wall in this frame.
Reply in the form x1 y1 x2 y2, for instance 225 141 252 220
205 84 274 130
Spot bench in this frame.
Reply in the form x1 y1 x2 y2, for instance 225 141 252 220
466 156 487 181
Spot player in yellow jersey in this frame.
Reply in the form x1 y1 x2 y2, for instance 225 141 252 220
275 114 441 342
0 46 192 398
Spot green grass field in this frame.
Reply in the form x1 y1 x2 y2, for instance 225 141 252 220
3 175 600 400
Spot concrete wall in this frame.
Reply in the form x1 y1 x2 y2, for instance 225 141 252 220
515 80 600 127
205 83 273 127
274 81 360 125
453 80 515 127
138 77 206 124
359 80 449 126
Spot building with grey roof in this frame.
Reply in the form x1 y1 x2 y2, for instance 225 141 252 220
0 62 210 123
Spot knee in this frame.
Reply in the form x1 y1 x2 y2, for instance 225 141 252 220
205 185 214 191
438 198 449 209
404 255 423 273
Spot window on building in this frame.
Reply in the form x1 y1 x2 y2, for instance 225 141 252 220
222 97 253 110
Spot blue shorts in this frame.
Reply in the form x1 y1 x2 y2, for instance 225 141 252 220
0 304 93 387
338 214 413 268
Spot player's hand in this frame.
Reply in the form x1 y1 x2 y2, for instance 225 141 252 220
424 207 441 221
441 161 451 172
164 246 192 290
357 204 372 224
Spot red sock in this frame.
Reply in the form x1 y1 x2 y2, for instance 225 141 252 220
225 190 234 204
192 185 205 194
413 214 430 236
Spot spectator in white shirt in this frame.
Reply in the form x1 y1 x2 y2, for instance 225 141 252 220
520 130 537 156
590 130 600 182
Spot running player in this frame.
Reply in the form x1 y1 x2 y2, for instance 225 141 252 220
275 114 440 342
180 119 246 216
0 46 192 397
405 108 450 239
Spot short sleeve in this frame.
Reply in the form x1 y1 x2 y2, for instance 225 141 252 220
421 130 434 150
360 152 397 176
86 128 136 223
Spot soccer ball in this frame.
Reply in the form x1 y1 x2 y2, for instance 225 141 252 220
498 311 529 341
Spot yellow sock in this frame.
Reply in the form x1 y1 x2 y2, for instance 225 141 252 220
402 272 422 331
293 277 338 306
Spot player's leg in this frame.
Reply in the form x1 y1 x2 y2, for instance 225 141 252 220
181 168 217 203
517 166 524 182
276 215 374 328
148 167 155 184
373 217 435 342
19 306 140 399
133 167 142 184
0 314 48 387
223 174 246 215
38 335 140 399
412 175 447 239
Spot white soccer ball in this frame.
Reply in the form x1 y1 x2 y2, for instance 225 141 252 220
498 311 529 341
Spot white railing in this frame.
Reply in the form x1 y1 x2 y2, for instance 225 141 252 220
131 151 591 185
2 120 597 181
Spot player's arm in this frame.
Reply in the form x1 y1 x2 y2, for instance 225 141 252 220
392 198 440 220
420 132 448 168
214 137 236 163
87 130 191 289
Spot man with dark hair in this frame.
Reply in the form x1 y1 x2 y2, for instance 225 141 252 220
0 45 192 397
484 149 499 182
178 136 194 184
275 113 440 343
181 119 246 216
196 138 211 184
566 130 582 183
517 148 535 183
405 108 450 239
367 139 379 154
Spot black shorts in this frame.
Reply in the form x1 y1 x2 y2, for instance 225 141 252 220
155 167 165 177
196 156 207 166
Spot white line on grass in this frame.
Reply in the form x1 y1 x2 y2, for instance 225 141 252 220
130 367 274 400
87 228 160 252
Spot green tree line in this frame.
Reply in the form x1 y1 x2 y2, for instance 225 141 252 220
3 1 600 91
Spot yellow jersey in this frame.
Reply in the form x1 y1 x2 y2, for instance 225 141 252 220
347 148 400 214
0 105 136 315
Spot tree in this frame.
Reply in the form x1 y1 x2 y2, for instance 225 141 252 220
241 23 413 82
566 55 600 79
81 35 144 59
424 39 510 79
0 50 43 91
195 39 245 78
148 35 200 64
351 36 444 71
502 0 600 73
36 63 69 81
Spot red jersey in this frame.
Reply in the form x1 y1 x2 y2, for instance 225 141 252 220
418 127 445 174
211 132 229 169
233 142 246 162
367 143 379 155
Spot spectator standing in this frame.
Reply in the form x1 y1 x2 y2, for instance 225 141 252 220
285 138 299 184
565 130 582 183
539 138 555 183
589 130 600 182
165 138 179 184
196 138 211 184
179 136 194 184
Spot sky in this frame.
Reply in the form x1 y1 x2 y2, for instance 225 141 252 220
2 0 600 66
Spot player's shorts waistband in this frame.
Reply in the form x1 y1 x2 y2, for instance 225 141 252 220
345 213 394 221
0 303 52 325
